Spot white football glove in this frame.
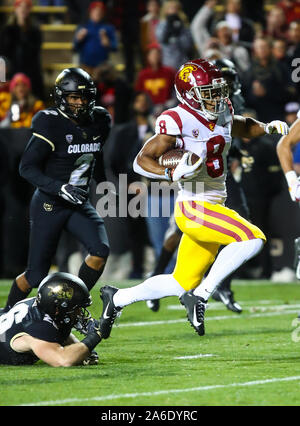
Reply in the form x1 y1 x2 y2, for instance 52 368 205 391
265 120 289 135
172 153 203 182
287 175 300 202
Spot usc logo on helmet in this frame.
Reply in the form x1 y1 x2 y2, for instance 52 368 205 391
178 65 197 82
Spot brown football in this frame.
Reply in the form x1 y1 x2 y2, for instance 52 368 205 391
158 149 200 169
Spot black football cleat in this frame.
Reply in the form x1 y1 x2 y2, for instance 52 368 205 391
146 299 160 312
0 308 6 317
212 288 242 314
179 291 206 336
99 285 122 339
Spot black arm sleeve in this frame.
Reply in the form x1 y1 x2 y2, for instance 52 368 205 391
19 135 63 195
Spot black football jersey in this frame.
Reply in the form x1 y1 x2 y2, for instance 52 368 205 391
19 106 111 196
0 298 71 365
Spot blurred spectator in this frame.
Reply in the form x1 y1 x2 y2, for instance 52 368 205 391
217 0 255 47
109 0 146 84
276 0 300 25
140 0 161 61
264 6 289 39
286 19 300 59
191 1 250 72
0 0 44 100
134 43 176 117
108 92 154 278
272 38 293 78
242 38 296 122
155 0 194 70
94 62 133 124
73 1 118 76
0 73 44 128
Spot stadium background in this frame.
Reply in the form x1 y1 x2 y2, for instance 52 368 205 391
0 0 300 282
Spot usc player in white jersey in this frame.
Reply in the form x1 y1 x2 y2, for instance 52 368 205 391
99 59 289 338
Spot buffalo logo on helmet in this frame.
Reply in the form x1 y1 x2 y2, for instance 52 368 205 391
178 64 198 83
48 284 74 300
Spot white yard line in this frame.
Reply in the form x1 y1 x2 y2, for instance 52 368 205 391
174 354 216 359
20 375 300 406
117 308 300 328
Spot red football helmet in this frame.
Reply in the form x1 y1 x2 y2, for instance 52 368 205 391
174 59 229 120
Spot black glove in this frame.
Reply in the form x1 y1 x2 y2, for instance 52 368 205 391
82 350 99 366
85 318 101 336
59 184 88 205
80 318 102 352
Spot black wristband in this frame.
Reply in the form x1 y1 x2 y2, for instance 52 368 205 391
81 332 101 352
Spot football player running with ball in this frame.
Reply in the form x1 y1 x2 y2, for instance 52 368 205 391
100 59 289 337
0 68 111 314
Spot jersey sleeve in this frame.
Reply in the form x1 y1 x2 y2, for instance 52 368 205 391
19 134 63 195
31 110 57 152
155 110 182 136
24 318 61 343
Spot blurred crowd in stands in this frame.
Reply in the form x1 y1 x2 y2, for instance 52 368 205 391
0 0 300 281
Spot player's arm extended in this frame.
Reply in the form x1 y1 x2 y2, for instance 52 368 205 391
133 133 177 180
232 115 289 139
12 334 90 367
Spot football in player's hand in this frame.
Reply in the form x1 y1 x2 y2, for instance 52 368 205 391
158 149 200 169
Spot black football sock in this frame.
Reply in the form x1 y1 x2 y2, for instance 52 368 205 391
152 247 174 276
4 279 32 311
78 261 104 291
218 274 233 292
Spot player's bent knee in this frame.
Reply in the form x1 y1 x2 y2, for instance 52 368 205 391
89 243 110 260
85 254 107 271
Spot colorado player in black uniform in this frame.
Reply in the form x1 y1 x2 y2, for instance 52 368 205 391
0 272 101 366
146 59 247 314
0 68 111 314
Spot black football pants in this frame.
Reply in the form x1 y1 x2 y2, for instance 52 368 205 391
25 190 109 288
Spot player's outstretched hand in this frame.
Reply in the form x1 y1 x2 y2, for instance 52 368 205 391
172 153 203 182
59 184 88 205
265 120 289 135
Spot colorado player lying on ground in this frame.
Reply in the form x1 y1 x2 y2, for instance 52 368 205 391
0 68 111 315
0 273 101 366
99 59 289 338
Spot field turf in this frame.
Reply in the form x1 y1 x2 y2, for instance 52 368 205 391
1 279 300 407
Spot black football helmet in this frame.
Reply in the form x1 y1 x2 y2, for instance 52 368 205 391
212 58 241 96
36 272 92 327
54 67 96 121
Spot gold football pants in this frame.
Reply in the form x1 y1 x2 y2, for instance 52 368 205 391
173 200 266 291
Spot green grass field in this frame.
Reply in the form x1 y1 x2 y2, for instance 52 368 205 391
1 279 300 406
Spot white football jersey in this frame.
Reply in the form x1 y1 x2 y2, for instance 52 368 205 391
155 103 233 204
